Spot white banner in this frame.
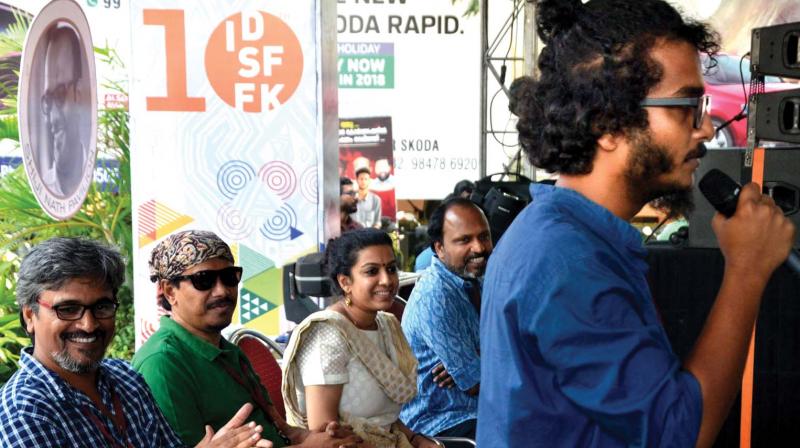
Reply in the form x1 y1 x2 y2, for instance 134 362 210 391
130 0 326 346
337 0 481 199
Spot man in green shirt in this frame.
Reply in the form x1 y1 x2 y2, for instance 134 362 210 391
133 230 363 448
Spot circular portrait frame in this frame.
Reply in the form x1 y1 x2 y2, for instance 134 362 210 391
19 0 97 220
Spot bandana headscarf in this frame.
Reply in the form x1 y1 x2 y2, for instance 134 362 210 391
149 230 234 282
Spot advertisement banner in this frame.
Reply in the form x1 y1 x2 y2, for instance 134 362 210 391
130 0 326 345
339 116 396 226
337 0 481 199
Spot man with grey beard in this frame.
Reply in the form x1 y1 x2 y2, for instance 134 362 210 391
0 237 274 447
400 197 492 441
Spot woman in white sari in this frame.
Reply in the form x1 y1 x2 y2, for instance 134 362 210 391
283 229 438 448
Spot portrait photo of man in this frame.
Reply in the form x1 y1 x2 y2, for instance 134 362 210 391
31 22 91 198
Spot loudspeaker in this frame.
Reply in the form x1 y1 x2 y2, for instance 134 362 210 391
750 89 800 144
469 173 532 244
688 148 800 248
282 252 332 324
751 22 800 79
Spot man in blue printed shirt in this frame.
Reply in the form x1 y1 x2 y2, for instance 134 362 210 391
0 237 271 448
478 0 795 447
401 197 492 440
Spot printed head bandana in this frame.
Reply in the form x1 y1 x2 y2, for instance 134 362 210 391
149 230 234 282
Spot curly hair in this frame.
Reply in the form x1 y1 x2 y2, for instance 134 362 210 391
324 228 393 296
512 0 719 175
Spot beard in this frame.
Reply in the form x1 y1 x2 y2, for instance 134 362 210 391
444 252 490 280
52 330 108 374
343 203 358 214
624 131 699 218
52 350 102 374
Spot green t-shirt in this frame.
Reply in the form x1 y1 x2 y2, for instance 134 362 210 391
132 316 286 447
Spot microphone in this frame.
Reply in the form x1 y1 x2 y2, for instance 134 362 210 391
698 168 800 274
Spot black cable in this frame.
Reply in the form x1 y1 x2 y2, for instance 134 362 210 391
499 0 519 85
504 0 518 59
489 87 517 148
713 53 751 138
644 216 670 244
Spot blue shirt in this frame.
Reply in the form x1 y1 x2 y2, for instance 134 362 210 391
477 184 702 447
401 256 480 435
0 348 184 447
414 247 434 272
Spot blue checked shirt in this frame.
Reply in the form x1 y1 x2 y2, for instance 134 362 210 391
0 348 184 447
400 256 480 436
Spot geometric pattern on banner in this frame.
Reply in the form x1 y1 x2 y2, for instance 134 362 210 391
138 199 195 248
216 203 255 241
259 160 297 200
240 243 275 282
217 160 256 200
242 267 283 308
242 304 280 336
299 165 317 204
259 204 303 241
239 288 277 324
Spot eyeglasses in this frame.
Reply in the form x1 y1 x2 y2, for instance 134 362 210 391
170 266 243 291
640 94 711 129
341 190 356 197
38 299 119 321
41 82 75 115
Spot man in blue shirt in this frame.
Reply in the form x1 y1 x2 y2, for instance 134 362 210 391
402 198 491 439
478 0 795 447
0 237 272 448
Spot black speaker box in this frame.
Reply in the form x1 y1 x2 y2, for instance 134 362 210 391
469 173 532 244
282 252 331 324
688 148 800 248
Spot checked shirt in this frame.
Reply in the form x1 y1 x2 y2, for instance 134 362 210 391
0 348 184 447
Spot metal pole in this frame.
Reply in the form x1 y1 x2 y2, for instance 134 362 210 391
523 0 538 79
479 0 489 178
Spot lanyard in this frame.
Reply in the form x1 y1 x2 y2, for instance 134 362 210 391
219 356 291 445
82 386 134 448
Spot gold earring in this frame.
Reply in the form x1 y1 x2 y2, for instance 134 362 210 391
344 291 352 307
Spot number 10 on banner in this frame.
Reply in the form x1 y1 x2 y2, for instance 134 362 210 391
142 9 304 113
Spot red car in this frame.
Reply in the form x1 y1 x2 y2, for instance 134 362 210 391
703 53 798 148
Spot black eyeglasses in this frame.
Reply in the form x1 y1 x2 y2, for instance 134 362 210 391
41 82 76 115
341 190 356 197
640 94 711 129
38 299 119 321
170 266 243 291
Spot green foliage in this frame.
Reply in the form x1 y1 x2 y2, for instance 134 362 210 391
0 12 133 384
453 0 480 16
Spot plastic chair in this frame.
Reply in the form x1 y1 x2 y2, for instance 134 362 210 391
387 295 407 322
228 328 286 420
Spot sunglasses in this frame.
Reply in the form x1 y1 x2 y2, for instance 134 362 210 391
170 266 243 291
640 94 711 129
38 299 119 321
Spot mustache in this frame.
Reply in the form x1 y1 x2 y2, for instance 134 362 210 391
466 252 490 262
206 297 236 310
61 330 106 341
687 143 707 160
